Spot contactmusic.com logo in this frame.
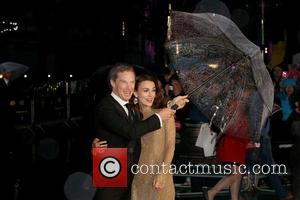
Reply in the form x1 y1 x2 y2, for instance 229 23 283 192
92 148 128 187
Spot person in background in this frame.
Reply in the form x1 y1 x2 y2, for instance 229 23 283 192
289 99 300 200
273 79 297 140
287 64 299 76
259 117 294 200
288 70 300 95
271 65 284 94
169 74 184 97
162 67 176 85
288 69 300 82
206 90 252 200
162 67 176 98
276 79 298 122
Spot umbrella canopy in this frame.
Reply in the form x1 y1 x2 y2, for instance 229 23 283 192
0 61 29 81
165 11 274 140
193 0 231 19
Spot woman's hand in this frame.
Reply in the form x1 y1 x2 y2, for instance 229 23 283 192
168 95 189 110
153 174 165 191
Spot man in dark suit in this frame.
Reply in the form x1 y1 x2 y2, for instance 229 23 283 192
92 64 187 200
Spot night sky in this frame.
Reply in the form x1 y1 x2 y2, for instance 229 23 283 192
1 0 299 80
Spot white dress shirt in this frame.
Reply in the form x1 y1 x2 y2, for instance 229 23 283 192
111 92 129 116
110 92 162 127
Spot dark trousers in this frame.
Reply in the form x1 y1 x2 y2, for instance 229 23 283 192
291 138 300 199
293 167 300 200
261 137 288 199
93 187 129 200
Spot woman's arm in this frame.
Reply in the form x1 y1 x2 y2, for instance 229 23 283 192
153 116 176 190
162 116 176 169
167 95 189 110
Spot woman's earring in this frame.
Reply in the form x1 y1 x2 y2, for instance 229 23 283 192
134 96 138 104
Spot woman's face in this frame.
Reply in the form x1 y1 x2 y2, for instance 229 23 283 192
285 85 294 96
135 80 156 108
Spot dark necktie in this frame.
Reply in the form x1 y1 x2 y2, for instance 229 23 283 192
125 103 135 122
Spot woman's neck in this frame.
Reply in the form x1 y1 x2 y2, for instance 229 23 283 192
139 104 152 113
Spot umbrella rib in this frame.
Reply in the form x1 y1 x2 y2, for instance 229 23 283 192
187 58 243 96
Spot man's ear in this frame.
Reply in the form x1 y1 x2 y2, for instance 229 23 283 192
110 79 115 89
133 92 138 98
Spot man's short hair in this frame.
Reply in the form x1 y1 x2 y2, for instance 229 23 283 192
108 63 135 81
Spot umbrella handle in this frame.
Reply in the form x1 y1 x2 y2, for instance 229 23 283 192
171 104 179 110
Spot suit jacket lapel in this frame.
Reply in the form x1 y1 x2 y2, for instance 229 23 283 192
108 95 131 122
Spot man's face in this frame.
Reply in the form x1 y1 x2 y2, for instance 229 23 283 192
171 80 183 96
110 71 135 101
273 67 282 78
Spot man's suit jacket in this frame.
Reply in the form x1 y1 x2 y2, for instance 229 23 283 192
94 94 161 163
93 94 162 200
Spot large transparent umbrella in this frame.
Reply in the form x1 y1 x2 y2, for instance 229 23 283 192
165 11 274 140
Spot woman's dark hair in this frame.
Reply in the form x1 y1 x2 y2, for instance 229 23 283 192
131 74 165 119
